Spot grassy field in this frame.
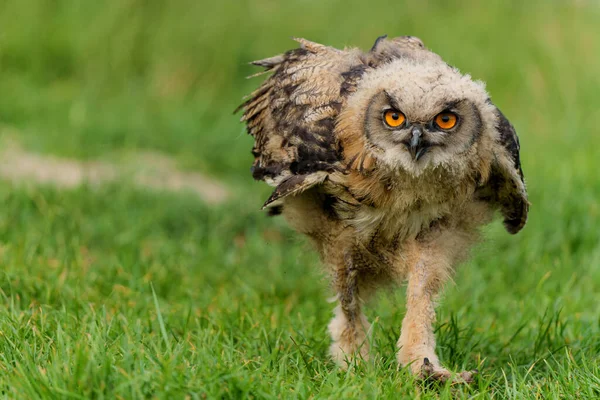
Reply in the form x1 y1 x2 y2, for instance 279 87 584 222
0 0 599 398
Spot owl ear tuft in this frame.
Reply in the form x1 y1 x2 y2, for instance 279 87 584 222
370 35 388 52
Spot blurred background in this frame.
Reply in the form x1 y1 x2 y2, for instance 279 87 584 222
0 0 599 397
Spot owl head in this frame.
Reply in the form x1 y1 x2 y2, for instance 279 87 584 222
339 50 499 178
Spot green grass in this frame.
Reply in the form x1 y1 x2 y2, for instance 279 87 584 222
0 0 600 398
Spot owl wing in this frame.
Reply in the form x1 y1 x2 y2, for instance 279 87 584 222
237 38 368 208
481 107 529 234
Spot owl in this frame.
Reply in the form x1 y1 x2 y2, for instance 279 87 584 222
237 35 528 383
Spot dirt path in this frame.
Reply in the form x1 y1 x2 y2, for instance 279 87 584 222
0 139 229 204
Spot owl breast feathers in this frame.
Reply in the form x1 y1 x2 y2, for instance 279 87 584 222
238 35 528 235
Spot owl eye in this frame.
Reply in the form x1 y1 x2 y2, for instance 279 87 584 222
383 110 406 128
434 112 458 130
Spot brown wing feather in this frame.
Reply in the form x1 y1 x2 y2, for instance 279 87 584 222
262 171 329 209
481 107 529 234
237 38 368 207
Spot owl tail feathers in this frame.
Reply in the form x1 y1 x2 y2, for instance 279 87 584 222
262 172 329 209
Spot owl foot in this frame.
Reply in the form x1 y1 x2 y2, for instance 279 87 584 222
329 340 370 369
328 305 371 369
420 358 477 384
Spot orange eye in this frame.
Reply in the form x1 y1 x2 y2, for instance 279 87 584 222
384 110 406 128
434 112 458 130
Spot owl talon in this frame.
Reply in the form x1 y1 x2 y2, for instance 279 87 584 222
420 359 477 384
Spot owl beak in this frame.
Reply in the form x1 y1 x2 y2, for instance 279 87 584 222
409 126 427 161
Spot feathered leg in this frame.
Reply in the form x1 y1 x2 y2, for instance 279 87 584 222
396 238 477 383
328 250 371 367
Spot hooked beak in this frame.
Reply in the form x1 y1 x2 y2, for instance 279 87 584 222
408 126 428 161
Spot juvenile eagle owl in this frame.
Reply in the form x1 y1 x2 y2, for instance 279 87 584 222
237 35 528 382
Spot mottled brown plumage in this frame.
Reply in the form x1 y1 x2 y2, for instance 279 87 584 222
238 35 528 382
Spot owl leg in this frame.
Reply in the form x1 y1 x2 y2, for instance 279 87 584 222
328 250 371 367
396 247 476 383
